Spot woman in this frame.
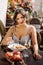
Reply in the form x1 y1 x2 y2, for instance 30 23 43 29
1 9 42 60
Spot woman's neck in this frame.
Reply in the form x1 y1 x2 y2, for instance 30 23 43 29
18 22 26 26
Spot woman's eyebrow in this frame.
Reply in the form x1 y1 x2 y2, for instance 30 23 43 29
17 16 24 19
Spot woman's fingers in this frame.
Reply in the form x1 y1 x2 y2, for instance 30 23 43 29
33 53 42 60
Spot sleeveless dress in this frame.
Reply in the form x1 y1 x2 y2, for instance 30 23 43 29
12 34 31 45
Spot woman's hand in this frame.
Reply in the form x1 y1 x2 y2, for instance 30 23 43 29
33 52 42 60
5 37 13 45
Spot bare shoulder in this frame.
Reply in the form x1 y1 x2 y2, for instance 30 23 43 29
26 25 36 35
10 26 15 29
27 25 36 30
9 26 15 30
27 25 36 35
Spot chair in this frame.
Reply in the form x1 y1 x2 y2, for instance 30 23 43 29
29 18 42 45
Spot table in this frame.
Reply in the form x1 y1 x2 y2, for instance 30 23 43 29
0 45 43 65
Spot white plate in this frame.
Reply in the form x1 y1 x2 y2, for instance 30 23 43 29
8 43 27 51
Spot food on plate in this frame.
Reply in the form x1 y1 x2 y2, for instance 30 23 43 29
16 45 24 49
8 43 27 51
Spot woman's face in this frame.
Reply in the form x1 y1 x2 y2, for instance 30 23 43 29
16 13 25 24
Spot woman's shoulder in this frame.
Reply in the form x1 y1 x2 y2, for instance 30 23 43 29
27 24 36 30
9 26 15 29
8 26 16 32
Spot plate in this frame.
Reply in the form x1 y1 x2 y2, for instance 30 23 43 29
16 45 27 51
8 43 27 51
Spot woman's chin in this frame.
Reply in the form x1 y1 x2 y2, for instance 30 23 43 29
20 22 24 24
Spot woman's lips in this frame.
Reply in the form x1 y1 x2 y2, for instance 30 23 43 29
20 21 24 24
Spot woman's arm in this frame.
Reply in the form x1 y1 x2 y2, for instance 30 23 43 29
28 25 42 60
1 26 15 45
28 25 38 52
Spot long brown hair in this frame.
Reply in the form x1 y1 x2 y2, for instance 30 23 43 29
13 8 26 26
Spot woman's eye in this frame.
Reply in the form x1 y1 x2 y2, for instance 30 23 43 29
17 18 19 20
21 17 24 19
17 17 24 20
